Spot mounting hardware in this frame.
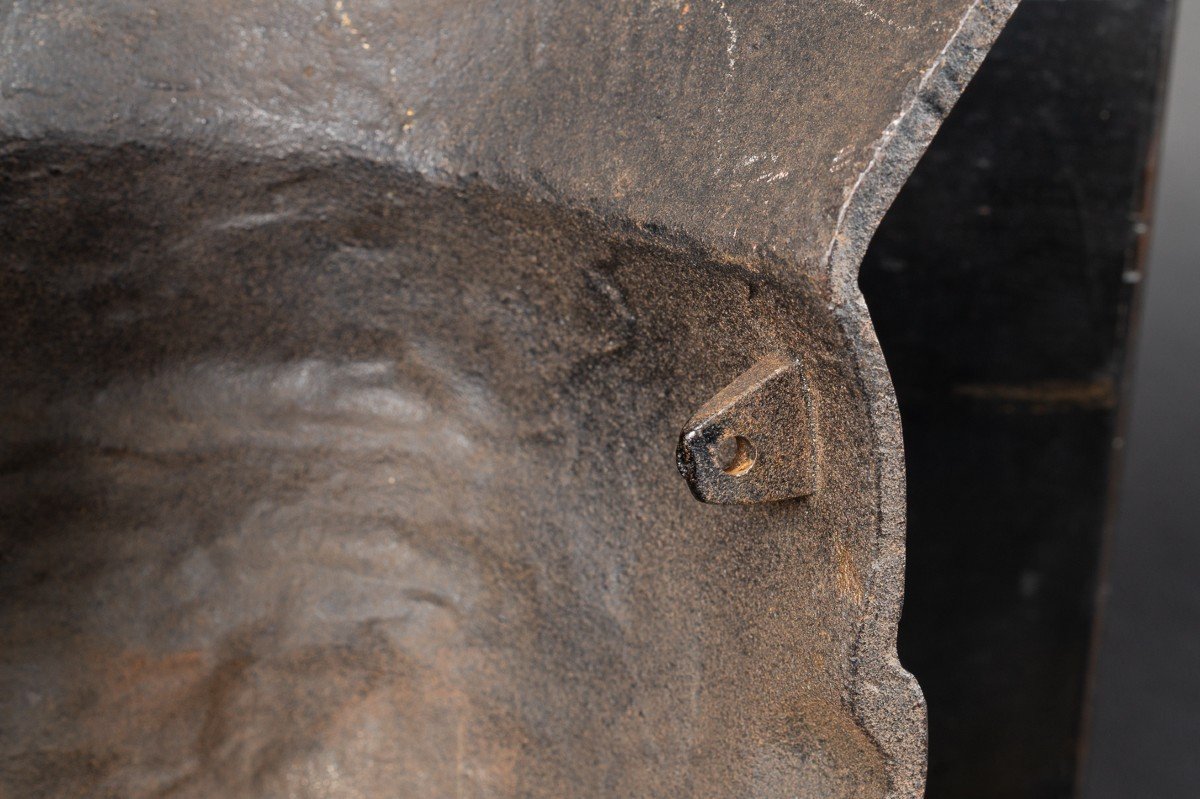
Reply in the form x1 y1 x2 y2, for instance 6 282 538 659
676 353 818 504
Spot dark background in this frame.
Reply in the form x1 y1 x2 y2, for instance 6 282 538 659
860 0 1196 795
1084 1 1200 796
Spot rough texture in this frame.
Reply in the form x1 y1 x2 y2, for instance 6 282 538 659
676 354 818 504
0 2 1014 797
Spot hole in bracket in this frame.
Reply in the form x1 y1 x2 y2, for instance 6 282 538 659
716 435 757 476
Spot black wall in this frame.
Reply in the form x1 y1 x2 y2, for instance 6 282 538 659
859 0 1179 795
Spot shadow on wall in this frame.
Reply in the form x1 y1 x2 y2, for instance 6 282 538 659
1084 2 1200 797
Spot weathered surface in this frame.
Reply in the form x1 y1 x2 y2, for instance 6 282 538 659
0 2 1014 797
676 354 818 504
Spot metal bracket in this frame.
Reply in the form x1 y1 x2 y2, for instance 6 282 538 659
676 354 818 504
